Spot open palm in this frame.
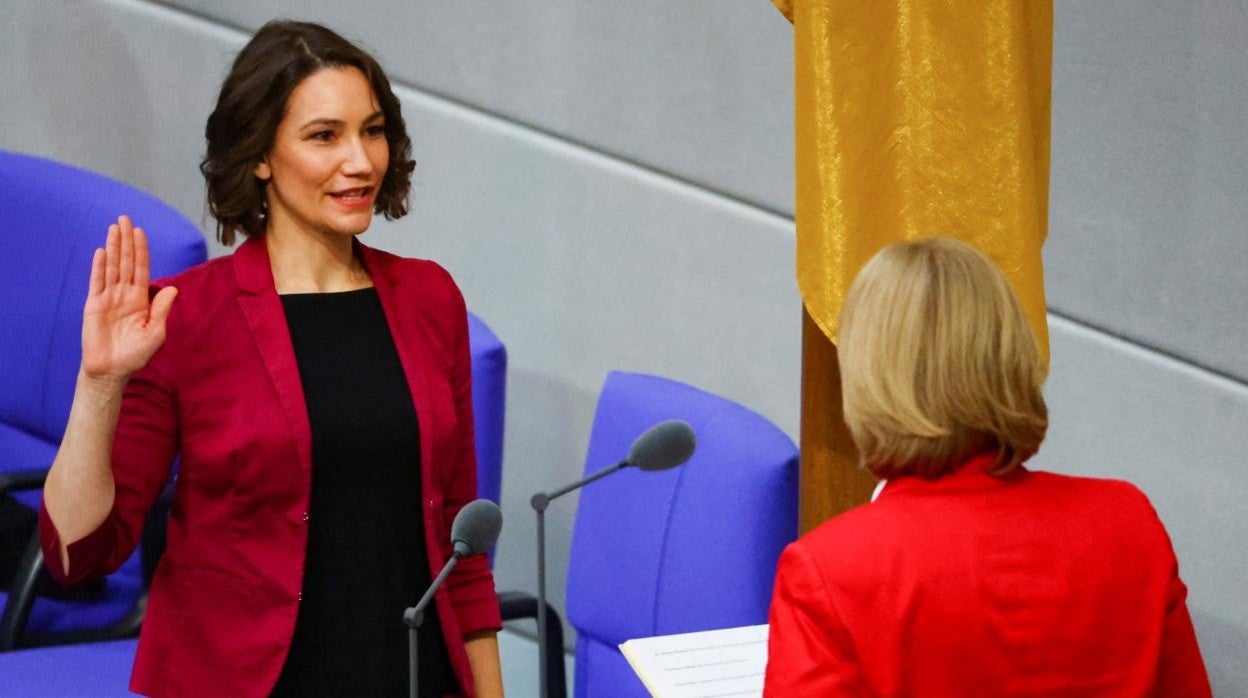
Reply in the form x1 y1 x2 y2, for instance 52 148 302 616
81 215 178 381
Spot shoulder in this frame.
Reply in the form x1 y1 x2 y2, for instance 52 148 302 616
1021 470 1183 587
363 246 470 352
1028 470 1160 519
770 504 904 620
1030 470 1172 542
148 255 236 334
789 500 901 579
151 253 233 295
366 246 465 305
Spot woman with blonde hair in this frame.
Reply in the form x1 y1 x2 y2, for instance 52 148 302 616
764 238 1210 696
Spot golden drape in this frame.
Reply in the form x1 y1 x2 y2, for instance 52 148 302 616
775 0 1052 357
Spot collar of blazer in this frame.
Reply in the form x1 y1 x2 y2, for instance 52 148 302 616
874 451 1032 501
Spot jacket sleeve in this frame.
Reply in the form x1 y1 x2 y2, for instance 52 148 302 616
436 268 503 636
39 333 178 586
1145 502 1213 698
764 541 864 697
1153 570 1212 697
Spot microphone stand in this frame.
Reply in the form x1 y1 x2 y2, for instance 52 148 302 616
530 460 628 698
404 552 463 698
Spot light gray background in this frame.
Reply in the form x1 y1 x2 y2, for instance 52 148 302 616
2 0 1244 693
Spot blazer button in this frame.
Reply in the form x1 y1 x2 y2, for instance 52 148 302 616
302 512 309 523
297 592 303 601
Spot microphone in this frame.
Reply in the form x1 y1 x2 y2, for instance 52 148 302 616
451 498 504 557
530 419 696 697
628 419 697 471
530 420 696 509
404 499 502 698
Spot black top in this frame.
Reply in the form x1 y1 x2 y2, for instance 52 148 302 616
271 288 455 698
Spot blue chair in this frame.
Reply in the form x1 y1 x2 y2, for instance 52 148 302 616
0 150 207 649
467 313 507 568
467 312 506 509
565 372 799 698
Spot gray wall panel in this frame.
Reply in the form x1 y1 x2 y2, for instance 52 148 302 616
1033 316 1248 695
160 0 797 215
0 0 239 253
1048 1 1248 381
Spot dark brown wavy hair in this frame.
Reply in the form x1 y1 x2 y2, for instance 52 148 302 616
200 20 415 246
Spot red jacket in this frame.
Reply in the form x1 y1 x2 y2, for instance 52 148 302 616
39 237 501 697
765 453 1210 697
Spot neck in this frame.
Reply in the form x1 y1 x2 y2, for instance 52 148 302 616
264 222 372 294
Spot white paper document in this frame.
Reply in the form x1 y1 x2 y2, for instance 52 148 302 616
618 624 769 698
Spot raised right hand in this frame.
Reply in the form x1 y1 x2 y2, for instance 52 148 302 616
80 215 179 382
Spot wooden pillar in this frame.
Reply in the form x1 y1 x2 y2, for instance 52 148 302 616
799 308 877 534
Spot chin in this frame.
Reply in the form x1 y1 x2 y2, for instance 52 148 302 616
328 215 375 237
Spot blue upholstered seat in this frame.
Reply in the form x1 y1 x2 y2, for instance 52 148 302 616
467 312 506 509
0 150 206 646
565 371 799 697
0 638 138 695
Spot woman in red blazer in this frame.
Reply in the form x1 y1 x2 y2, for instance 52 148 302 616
39 21 502 698
764 239 1211 697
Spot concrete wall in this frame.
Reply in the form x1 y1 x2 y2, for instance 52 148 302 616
2 0 1244 692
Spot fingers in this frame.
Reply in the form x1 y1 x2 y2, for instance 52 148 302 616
134 227 151 289
88 248 105 297
118 215 134 285
102 215 146 289
105 223 120 285
149 286 179 328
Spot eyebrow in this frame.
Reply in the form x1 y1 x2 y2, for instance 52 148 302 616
299 110 385 130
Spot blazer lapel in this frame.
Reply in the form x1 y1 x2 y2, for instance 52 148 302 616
232 237 313 478
358 243 438 490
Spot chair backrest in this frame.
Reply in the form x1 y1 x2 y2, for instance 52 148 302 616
565 372 799 698
467 313 506 507
0 150 207 502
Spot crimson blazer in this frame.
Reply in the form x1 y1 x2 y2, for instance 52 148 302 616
764 453 1211 697
39 237 501 697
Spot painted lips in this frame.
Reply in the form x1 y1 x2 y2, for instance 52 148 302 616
329 187 374 208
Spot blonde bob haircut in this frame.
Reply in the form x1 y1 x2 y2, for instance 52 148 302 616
837 237 1048 480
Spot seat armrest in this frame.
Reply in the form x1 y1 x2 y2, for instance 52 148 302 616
497 590 568 698
0 534 44 651
0 468 49 497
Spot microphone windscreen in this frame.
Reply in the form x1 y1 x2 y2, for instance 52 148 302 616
628 420 697 471
451 499 503 556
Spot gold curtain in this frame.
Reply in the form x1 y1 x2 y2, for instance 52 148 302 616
775 0 1052 357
